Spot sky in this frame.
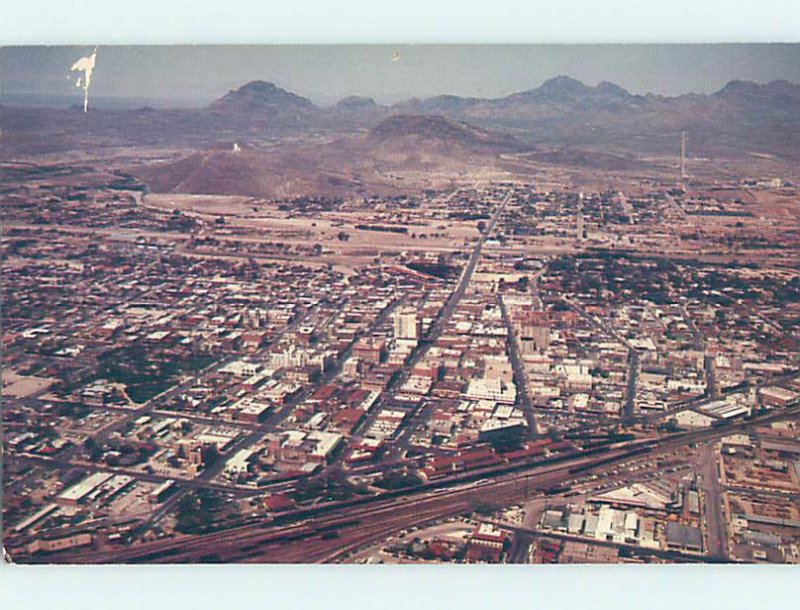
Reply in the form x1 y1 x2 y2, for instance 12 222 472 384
2 44 800 108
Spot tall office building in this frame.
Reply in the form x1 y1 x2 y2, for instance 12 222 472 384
394 308 420 340
516 310 550 353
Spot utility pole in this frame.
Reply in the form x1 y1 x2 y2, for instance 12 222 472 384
680 131 687 181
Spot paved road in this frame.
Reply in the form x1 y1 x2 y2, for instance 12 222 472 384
507 530 534 563
498 294 538 436
617 191 635 225
705 355 718 400
699 441 729 560
560 294 640 424
624 349 640 421
376 189 513 460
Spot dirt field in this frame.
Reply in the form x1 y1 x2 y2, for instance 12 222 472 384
2 370 56 398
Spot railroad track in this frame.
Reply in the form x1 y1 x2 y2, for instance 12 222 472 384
27 404 799 564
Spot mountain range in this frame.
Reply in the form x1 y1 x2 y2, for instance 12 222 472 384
208 75 800 116
2 75 799 168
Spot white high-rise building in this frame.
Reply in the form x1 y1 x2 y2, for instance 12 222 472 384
394 308 420 340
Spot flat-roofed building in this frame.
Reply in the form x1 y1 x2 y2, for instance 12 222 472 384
466 377 517 404
759 386 799 408
219 359 262 378
467 523 511 563
56 472 114 507
665 522 703 553
148 480 176 504
27 533 93 555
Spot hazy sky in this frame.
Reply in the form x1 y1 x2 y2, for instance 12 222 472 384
2 44 799 107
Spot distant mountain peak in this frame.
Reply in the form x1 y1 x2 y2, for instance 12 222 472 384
392 93 482 114
368 114 520 152
595 81 631 98
499 75 634 108
369 114 466 138
541 75 586 86
713 80 800 107
240 80 281 92
717 79 762 96
335 95 379 110
210 80 316 112
536 75 591 97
